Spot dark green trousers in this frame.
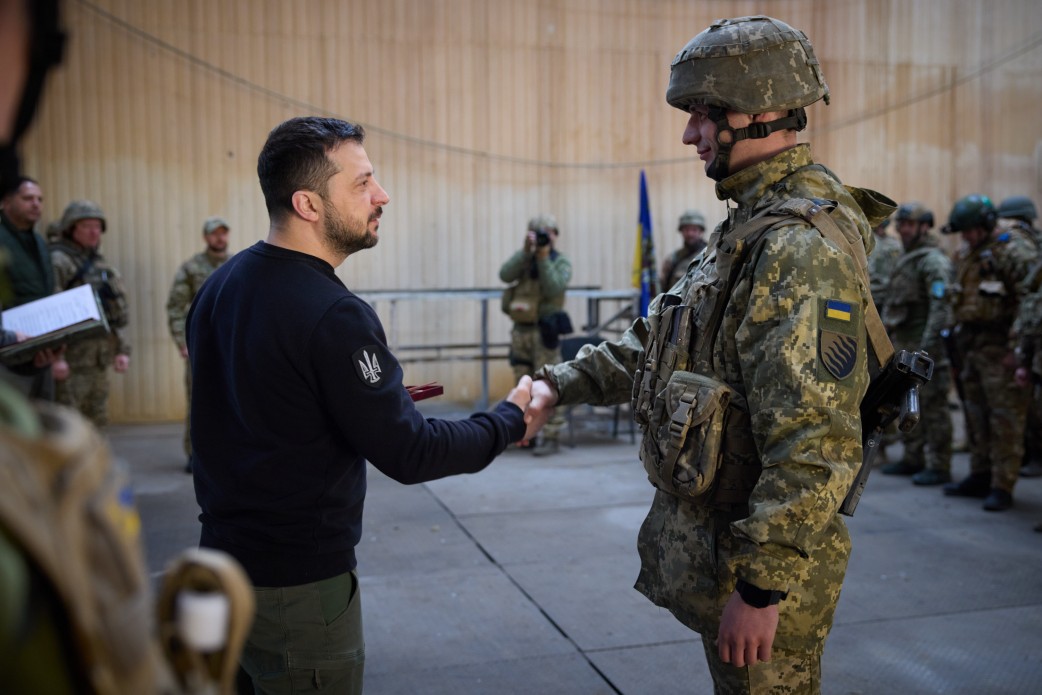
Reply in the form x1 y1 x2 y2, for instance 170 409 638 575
238 570 364 694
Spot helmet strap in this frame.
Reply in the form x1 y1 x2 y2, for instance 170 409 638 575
706 107 808 182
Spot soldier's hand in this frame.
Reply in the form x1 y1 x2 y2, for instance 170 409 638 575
718 590 779 667
1015 366 1031 388
524 230 538 253
114 353 130 373
52 358 70 381
522 378 559 443
179 344 189 359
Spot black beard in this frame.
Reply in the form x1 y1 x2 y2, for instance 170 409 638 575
324 206 378 256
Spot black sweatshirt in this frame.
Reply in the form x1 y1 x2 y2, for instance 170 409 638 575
187 241 524 587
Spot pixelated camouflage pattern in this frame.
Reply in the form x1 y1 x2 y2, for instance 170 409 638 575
166 251 229 351
667 16 829 114
546 144 873 651
1005 219 1042 252
867 233 902 311
952 228 1037 491
51 240 131 428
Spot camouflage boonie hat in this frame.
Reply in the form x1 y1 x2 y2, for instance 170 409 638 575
667 15 830 114
895 202 934 227
677 209 706 229
60 199 107 235
202 216 230 234
527 214 558 233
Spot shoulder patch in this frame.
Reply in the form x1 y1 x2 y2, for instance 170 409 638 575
930 280 946 299
820 331 858 379
352 345 386 387
997 232 1011 243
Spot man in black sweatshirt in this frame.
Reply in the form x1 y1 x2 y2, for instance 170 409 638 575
187 117 533 695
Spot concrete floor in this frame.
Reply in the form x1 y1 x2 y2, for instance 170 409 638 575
113 402 1042 695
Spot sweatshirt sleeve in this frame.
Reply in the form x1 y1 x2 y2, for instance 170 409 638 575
310 296 525 484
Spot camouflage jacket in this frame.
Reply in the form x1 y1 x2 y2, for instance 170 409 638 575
542 146 875 642
50 240 131 361
166 250 229 350
660 241 708 292
867 233 902 309
881 234 952 359
498 248 572 321
951 228 1037 350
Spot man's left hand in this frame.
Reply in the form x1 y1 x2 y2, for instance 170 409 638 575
114 353 130 373
718 590 779 667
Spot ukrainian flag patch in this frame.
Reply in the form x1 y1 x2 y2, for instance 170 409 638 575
825 299 852 322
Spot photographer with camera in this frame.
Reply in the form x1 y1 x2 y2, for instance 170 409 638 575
499 214 572 455
50 199 131 427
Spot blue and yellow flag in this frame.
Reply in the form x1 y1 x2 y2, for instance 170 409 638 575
632 170 657 317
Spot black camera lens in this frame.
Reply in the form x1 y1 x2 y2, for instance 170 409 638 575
535 230 551 246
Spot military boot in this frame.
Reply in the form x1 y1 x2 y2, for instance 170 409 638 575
881 459 923 476
912 469 951 486
982 488 1013 512
942 472 990 498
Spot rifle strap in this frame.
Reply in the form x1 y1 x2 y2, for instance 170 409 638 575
65 252 96 291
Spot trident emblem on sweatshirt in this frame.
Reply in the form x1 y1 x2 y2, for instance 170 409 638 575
359 350 382 384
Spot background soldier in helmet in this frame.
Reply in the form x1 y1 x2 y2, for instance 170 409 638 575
880 203 954 485
526 15 893 692
660 209 708 291
499 214 572 456
167 215 232 473
942 194 1037 511
50 199 131 427
1000 195 1042 477
868 215 902 314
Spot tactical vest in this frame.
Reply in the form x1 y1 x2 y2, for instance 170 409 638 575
631 198 892 509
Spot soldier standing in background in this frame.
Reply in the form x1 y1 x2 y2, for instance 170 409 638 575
1000 195 1042 478
50 200 131 427
527 16 894 691
942 195 1037 511
880 203 953 485
659 209 707 291
868 216 901 314
167 216 231 473
499 214 572 456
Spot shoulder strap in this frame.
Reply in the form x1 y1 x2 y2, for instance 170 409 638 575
65 251 96 290
706 198 894 368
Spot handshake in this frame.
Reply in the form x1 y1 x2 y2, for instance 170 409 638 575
504 375 560 443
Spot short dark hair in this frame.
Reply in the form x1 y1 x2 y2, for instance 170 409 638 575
257 117 365 221
1 175 39 200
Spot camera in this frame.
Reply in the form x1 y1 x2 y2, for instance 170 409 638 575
535 229 551 247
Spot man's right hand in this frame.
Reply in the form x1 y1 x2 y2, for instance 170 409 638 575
179 344 189 359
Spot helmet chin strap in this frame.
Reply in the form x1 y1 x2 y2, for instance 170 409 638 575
705 107 808 182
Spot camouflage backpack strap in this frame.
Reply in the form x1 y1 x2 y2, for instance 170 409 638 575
773 198 895 367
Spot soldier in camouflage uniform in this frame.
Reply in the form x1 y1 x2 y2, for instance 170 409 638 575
660 209 708 291
527 16 894 692
50 200 131 427
942 195 1037 511
880 203 954 485
867 216 901 314
166 216 231 471
1000 195 1042 477
499 214 572 455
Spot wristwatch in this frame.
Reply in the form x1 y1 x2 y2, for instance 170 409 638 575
735 579 787 608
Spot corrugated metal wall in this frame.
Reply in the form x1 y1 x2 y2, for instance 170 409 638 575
21 0 1042 422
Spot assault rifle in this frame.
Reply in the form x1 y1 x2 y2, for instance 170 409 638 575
840 349 934 516
940 327 975 447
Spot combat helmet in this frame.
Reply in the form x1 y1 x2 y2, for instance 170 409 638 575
677 209 706 230
60 199 107 236
997 195 1037 222
943 194 997 234
666 16 829 181
895 202 934 228
527 214 558 233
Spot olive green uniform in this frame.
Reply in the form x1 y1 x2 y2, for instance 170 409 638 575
541 145 875 681
868 233 902 312
951 229 1037 492
50 239 130 427
661 241 707 292
166 249 229 457
499 248 571 443
881 234 953 474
